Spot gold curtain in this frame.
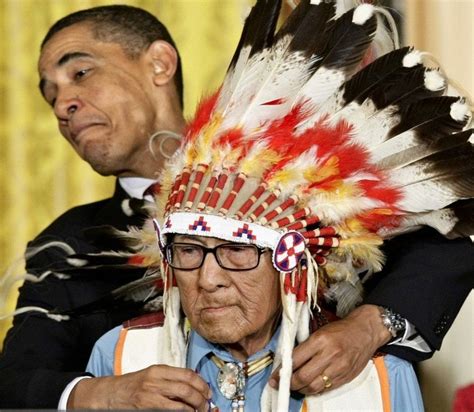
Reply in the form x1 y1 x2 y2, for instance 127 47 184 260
0 0 249 346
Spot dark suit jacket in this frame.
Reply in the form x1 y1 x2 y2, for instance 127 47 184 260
365 227 474 361
0 181 147 408
0 180 472 407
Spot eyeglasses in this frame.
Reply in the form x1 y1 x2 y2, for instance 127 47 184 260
164 242 269 271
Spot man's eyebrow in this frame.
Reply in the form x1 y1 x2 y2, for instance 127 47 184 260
38 52 93 98
57 51 93 67
175 235 207 245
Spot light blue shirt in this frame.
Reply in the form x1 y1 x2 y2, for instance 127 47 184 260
87 325 424 412
187 328 303 411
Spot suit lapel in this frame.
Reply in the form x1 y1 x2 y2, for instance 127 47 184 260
93 179 147 230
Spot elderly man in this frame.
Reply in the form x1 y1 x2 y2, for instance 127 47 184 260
87 234 422 411
1 1 473 410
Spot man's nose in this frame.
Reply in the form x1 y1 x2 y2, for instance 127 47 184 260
198 252 229 291
54 89 82 120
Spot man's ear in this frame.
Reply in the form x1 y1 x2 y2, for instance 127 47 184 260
146 40 178 86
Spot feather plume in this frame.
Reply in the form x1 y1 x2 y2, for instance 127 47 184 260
296 5 377 108
343 46 413 105
374 129 472 170
59 274 163 317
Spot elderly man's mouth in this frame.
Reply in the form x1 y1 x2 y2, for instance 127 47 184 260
201 305 235 314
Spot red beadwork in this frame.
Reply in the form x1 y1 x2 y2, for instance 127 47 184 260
174 168 191 209
272 207 310 228
197 170 219 211
250 191 280 221
236 183 267 218
219 173 247 214
260 195 298 224
185 164 208 209
165 173 182 213
207 171 229 210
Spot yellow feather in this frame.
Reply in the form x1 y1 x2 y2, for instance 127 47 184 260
194 115 223 164
269 168 298 186
240 149 280 177
365 208 395 216
304 156 339 183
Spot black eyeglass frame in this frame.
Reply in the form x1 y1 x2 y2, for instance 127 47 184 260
164 242 270 271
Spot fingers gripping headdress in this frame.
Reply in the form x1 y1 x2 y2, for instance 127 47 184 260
40 0 472 409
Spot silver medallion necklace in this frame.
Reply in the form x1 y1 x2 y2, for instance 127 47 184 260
211 352 274 412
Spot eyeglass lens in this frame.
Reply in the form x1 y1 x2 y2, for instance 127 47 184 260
167 243 260 270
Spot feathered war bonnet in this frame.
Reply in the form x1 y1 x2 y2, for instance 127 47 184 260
125 0 474 409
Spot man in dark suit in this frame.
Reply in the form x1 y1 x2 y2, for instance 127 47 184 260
0 5 185 408
0 3 472 410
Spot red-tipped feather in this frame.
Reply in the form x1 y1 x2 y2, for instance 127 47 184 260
216 128 244 148
128 255 145 266
359 179 401 206
184 90 220 140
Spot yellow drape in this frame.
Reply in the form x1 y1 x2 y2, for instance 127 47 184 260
0 0 248 346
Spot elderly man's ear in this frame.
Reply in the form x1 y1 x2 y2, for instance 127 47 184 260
147 40 178 86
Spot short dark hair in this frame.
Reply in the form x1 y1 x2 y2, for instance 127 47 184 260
41 5 183 107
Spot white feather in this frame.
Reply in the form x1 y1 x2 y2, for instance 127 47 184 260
324 99 400 150
370 130 418 164
424 70 446 91
218 35 314 133
352 4 374 26
450 100 471 123
326 280 364 317
397 180 463 212
66 258 88 267
403 49 423 68
349 106 401 147
121 199 134 217
309 192 383 223
217 45 253 110
400 209 458 235
297 66 346 109
375 142 438 171
345 171 380 183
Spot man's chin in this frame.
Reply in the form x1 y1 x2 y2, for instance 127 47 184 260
196 321 245 345
88 162 116 176
202 331 243 345
83 152 118 177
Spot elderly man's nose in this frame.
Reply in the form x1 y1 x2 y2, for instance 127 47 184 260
198 253 227 290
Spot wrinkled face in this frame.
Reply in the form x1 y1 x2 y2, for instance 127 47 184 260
172 235 282 351
38 23 158 176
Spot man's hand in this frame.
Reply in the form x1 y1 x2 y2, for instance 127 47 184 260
269 304 392 394
68 365 212 411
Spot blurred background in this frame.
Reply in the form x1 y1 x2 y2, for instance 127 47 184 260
0 0 472 410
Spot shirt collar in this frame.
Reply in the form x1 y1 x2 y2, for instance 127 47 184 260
118 177 156 199
187 326 281 372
